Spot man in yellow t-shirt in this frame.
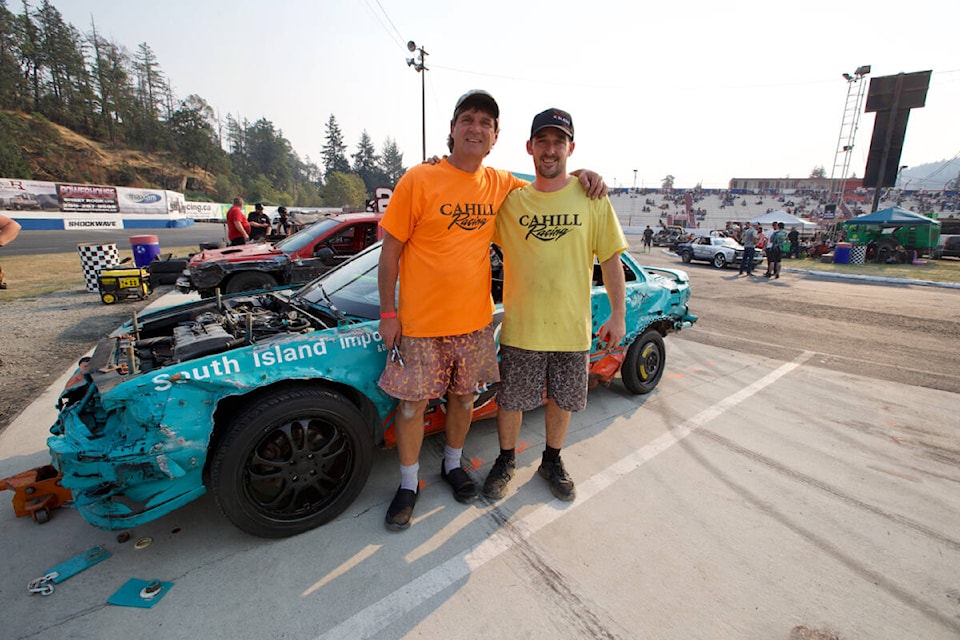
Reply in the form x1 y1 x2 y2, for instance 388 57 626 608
377 91 606 531
482 108 627 503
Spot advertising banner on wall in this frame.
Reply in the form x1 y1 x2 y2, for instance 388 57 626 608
185 201 225 220
63 214 124 229
57 183 120 213
0 178 60 211
114 187 168 214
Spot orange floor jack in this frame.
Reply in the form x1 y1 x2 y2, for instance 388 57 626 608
1 465 73 524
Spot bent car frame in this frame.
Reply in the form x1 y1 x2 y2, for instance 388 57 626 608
49 244 697 538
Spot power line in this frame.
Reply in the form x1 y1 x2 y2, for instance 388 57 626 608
361 0 405 50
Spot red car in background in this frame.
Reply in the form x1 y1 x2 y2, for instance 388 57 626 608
176 212 383 296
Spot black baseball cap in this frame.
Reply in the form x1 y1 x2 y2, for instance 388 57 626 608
254 202 264 210
530 108 574 140
453 90 499 119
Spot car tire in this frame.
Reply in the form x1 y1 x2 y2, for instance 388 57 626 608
681 250 692 264
224 271 278 294
621 329 665 395
210 387 374 538
712 253 727 269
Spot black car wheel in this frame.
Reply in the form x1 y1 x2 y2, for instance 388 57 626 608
210 387 373 538
224 271 278 294
712 253 727 269
681 250 692 264
621 330 665 395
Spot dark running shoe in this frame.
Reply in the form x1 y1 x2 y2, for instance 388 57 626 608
441 461 478 503
482 455 516 500
538 458 576 502
384 486 418 531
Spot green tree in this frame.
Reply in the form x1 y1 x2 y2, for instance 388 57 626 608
810 165 827 179
168 94 224 173
321 114 349 179
323 171 366 209
245 117 294 191
89 27 132 144
661 174 675 190
378 137 405 187
0 1 24 110
130 41 170 150
16 0 41 110
352 129 386 196
35 1 94 131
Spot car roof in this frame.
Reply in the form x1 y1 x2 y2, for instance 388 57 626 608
323 212 383 223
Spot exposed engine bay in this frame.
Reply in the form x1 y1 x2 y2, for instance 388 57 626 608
125 292 339 374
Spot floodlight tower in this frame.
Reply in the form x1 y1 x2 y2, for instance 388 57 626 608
829 65 871 212
406 41 429 162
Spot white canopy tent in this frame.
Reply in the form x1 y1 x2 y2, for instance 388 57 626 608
748 210 816 232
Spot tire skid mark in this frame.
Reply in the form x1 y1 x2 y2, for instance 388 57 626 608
680 430 960 633
317 352 813 639
695 428 960 553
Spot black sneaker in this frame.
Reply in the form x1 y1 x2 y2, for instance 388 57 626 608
538 458 576 502
384 486 418 531
482 455 516 500
440 461 478 503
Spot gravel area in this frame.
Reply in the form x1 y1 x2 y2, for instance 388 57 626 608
0 286 163 432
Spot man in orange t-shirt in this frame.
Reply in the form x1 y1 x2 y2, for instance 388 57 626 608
377 90 606 531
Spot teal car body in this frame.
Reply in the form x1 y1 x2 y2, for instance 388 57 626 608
49 244 696 538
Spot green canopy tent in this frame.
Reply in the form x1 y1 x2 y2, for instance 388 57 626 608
845 206 939 226
843 206 940 259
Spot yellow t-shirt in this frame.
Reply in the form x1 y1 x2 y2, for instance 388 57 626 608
381 159 525 337
494 179 627 351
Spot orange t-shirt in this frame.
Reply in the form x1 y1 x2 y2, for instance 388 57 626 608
381 159 525 337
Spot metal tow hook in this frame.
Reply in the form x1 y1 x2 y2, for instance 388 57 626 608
27 572 59 596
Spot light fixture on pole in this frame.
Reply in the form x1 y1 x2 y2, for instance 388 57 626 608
406 41 428 162
828 64 870 219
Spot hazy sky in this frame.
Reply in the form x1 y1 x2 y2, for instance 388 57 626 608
56 0 959 189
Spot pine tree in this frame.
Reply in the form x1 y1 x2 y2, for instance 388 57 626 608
321 114 350 179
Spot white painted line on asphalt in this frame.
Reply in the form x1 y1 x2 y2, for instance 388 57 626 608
316 351 815 640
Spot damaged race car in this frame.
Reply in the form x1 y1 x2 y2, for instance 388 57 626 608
48 244 697 538
176 212 383 297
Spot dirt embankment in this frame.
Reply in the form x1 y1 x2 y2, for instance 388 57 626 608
3 110 211 191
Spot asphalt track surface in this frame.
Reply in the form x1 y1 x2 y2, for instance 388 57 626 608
2 223 230 256
1 237 958 639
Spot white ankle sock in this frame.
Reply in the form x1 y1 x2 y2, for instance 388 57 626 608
443 445 462 474
400 463 419 491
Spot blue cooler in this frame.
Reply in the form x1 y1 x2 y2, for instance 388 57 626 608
833 242 852 264
130 234 161 268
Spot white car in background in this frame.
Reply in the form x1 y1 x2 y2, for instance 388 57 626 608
676 235 764 270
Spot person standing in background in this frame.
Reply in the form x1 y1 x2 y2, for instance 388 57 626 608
226 197 250 246
642 225 654 252
247 203 271 242
738 221 757 276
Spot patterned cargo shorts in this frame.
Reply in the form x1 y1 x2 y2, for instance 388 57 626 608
378 323 499 401
497 345 589 413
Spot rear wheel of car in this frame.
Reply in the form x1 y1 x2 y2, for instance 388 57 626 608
621 329 665 395
681 250 692 264
224 271 278 294
210 387 374 538
712 253 727 269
